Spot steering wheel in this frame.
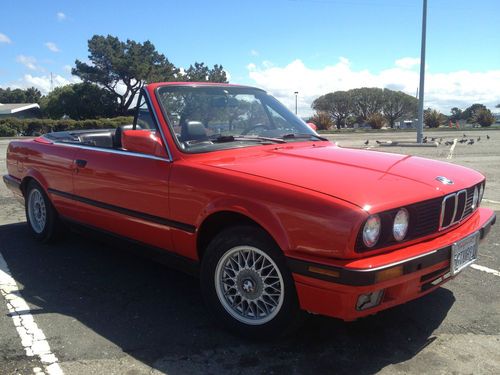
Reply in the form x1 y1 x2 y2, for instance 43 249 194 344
240 124 271 136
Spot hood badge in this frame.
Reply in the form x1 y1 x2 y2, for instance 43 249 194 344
436 176 454 185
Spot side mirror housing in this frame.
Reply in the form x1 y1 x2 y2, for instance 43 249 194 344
121 130 168 159
307 122 318 132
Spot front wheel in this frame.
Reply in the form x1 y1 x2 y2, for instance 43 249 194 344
200 226 303 338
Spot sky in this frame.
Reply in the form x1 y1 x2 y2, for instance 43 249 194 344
0 0 499 116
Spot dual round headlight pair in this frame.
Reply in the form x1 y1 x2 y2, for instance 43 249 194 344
472 183 484 210
362 208 409 248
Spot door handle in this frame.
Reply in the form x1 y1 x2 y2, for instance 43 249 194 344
75 159 87 168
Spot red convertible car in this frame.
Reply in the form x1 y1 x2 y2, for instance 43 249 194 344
3 82 496 338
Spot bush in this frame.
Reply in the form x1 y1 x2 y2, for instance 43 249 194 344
424 109 444 128
0 124 18 137
474 109 495 127
0 117 133 136
366 113 386 129
309 112 334 130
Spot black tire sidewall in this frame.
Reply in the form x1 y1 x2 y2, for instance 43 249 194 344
200 225 302 339
25 181 58 242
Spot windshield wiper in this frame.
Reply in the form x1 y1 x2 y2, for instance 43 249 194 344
210 135 286 144
281 133 328 141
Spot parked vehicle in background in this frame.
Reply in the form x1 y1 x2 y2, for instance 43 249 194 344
3 82 496 338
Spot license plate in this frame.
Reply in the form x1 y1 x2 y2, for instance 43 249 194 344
451 231 479 275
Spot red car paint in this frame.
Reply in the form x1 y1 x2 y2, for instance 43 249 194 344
3 82 496 322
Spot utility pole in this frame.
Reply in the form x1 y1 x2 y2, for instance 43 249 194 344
50 72 54 92
294 91 298 115
417 0 427 143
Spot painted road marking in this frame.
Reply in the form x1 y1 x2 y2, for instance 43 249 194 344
0 252 64 375
483 199 500 205
446 139 458 159
471 264 500 277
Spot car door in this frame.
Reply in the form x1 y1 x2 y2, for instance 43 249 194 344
67 91 176 251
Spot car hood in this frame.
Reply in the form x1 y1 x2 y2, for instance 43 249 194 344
198 143 484 212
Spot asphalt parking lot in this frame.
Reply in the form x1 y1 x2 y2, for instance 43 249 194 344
0 130 499 375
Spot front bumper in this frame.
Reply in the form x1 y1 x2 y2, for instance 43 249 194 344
288 207 496 321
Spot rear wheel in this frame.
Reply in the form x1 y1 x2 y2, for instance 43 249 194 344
25 180 63 242
200 225 303 338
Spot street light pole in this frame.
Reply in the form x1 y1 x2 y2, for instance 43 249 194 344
417 0 427 143
294 91 298 115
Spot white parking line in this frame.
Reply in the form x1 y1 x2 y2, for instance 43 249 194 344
0 252 64 375
471 264 500 277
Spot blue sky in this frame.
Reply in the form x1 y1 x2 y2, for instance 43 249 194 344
1 0 499 114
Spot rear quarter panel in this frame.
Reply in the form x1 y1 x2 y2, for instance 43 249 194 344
7 138 76 214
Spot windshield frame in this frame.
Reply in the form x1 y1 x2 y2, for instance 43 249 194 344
154 84 319 154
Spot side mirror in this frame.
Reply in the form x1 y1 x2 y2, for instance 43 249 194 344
121 130 168 159
307 122 318 132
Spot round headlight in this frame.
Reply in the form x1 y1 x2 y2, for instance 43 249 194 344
478 183 484 205
363 214 381 248
393 208 409 241
472 186 479 209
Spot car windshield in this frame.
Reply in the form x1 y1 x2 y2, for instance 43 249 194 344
156 85 320 153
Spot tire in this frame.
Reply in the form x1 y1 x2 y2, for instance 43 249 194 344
25 180 63 242
200 225 303 339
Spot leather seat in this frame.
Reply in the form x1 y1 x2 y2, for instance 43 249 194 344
180 121 208 143
113 125 134 148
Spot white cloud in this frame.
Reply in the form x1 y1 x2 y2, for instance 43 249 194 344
56 12 66 21
247 58 500 116
63 65 72 73
250 49 259 56
11 74 80 95
45 42 60 52
0 32 11 44
16 55 40 71
395 57 420 69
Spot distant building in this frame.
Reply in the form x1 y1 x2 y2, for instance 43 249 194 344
0 103 41 119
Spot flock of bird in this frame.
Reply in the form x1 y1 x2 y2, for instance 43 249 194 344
364 133 491 147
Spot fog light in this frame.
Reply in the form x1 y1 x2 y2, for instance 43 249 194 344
375 265 403 283
356 290 384 311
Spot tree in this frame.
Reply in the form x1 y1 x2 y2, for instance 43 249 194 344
461 103 486 123
449 107 462 122
72 35 179 115
366 112 386 129
41 83 119 120
350 87 385 123
0 88 27 103
25 87 42 103
184 62 228 83
424 108 444 128
382 89 418 128
312 91 352 129
473 108 495 127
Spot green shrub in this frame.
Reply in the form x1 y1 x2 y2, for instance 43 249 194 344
0 124 18 137
0 116 133 136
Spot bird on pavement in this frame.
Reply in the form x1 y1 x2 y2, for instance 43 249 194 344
423 136 428 142
463 133 467 138
487 134 490 140
431 137 436 141
468 139 474 145
364 140 369 145
445 141 453 146
477 136 481 142
439 137 443 142
376 140 382 145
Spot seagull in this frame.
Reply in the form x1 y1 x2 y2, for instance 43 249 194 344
364 140 369 145
487 134 490 140
468 139 474 145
